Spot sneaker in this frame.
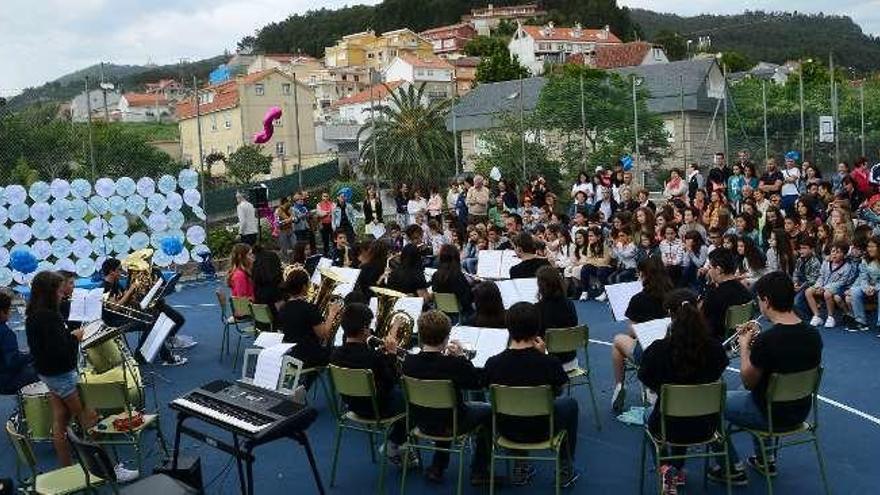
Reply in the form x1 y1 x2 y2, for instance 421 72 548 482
595 292 608 302
706 464 748 486
847 320 870 332
579 291 590 301
809 315 824 327
746 455 777 477
823 316 836 328
160 355 188 367
511 462 536 486
560 465 580 489
114 463 139 483
659 465 677 495
611 383 626 414
170 335 198 350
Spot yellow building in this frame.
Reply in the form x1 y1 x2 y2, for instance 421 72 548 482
177 69 317 178
325 28 434 70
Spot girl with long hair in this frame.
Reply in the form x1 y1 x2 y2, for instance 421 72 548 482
566 229 590 289
737 236 767 288
760 206 784 246
227 242 254 304
467 281 507 328
431 244 474 316
580 226 613 300
633 206 656 237
353 240 390 297
637 289 728 492
251 245 284 325
681 230 708 290
766 228 795 276
385 244 431 302
278 267 341 371
846 236 880 331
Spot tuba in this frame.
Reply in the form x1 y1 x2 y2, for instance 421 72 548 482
102 249 160 325
370 286 408 338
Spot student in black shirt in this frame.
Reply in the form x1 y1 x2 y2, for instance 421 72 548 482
330 303 411 465
638 289 728 491
431 244 474 316
278 266 341 371
610 257 673 413
354 240 389 298
701 248 754 340
535 266 578 364
484 302 580 488
252 246 284 322
508 232 551 279
0 291 37 394
708 272 823 485
385 244 430 301
328 229 354 268
465 282 507 328
402 311 491 485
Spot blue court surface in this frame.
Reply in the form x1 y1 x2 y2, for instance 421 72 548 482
3 281 879 494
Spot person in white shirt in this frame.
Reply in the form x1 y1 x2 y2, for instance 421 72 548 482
235 192 259 245
780 155 801 217
659 225 685 284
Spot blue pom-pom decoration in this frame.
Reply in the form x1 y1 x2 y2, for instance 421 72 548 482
336 187 353 203
9 248 39 274
160 236 184 257
620 155 634 171
785 150 801 162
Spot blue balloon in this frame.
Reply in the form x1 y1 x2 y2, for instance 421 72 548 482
160 236 184 257
9 248 38 274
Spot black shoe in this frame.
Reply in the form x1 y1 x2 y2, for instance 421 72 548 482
707 464 748 486
747 455 777 477
846 319 870 332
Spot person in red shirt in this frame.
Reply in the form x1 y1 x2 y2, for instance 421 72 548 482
315 192 334 255
850 156 872 197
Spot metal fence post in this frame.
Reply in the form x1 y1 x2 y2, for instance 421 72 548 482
631 75 640 180
762 79 768 161
519 77 526 182
84 77 96 181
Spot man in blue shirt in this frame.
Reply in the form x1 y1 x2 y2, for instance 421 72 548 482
0 291 38 394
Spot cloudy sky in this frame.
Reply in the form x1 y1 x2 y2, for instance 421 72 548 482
1 0 876 97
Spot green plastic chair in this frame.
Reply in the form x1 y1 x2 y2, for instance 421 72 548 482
215 289 234 361
638 381 732 495
229 296 257 369
545 325 601 430
488 385 568 495
724 301 755 339
328 365 407 494
731 367 829 495
434 293 461 323
5 420 102 494
399 377 473 495
299 365 337 417
78 379 168 473
250 302 275 330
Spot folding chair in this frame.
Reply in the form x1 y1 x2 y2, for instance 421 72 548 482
399 377 473 495
731 367 829 495
250 302 275 331
434 293 461 324
214 289 235 361
638 381 732 495
724 301 755 339
488 385 569 495
545 325 601 430
229 296 257 369
328 365 407 494
5 420 99 494
66 428 197 494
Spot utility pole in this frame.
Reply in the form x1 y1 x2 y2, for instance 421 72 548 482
722 64 729 161
799 60 806 158
100 62 110 122
193 76 208 231
579 74 587 160
860 81 866 157
761 79 768 161
830 52 839 164
84 77 96 180
519 77 526 182
369 68 379 190
679 75 686 165
292 73 303 190
631 75 640 179
452 76 459 176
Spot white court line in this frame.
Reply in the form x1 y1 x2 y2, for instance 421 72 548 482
590 338 880 428
198 303 217 307
171 304 191 309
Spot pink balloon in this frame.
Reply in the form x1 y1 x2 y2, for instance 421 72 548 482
253 106 283 144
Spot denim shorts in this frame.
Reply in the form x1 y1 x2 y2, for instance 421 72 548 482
38 370 79 399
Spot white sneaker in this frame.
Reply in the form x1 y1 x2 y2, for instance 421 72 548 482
611 383 625 413
170 335 198 350
595 292 608 302
161 355 188 366
114 463 139 483
823 316 836 328
809 315 824 327
579 292 590 301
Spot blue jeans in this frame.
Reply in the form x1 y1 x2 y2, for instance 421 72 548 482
849 286 878 325
794 288 810 320
462 257 478 275
715 390 773 464
581 265 612 295
608 268 636 285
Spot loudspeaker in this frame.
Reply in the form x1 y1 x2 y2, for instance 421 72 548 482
249 184 269 209
155 456 204 493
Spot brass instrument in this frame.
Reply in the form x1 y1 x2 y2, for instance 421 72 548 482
101 249 161 325
379 309 415 350
307 266 346 344
723 319 761 358
371 286 408 337
377 253 400 287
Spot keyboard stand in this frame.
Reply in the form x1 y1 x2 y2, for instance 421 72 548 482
171 411 326 495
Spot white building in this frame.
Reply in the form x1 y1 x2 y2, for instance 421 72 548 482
70 89 121 122
331 80 405 125
117 93 173 123
508 22 622 75
383 54 455 102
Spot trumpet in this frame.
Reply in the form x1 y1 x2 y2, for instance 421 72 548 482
723 319 761 357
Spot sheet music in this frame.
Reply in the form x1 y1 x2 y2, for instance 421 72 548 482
632 318 670 351
424 267 437 283
499 250 521 278
80 320 105 346
328 267 360 284
311 258 333 285
450 326 509 368
139 277 164 310
139 313 175 363
68 288 103 322
253 343 295 390
333 283 355 298
369 297 379 330
392 297 424 334
253 331 284 348
476 250 504 279
604 281 644 321
496 278 539 309
369 223 386 239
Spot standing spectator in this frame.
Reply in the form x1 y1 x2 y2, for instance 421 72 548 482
274 196 295 261
727 163 746 211
832 162 849 195
363 186 383 226
758 158 783 196
498 179 519 212
780 152 802 216
466 175 490 224
851 157 872 197
395 184 410 227
707 154 728 195
446 180 460 213
663 168 688 202
407 188 428 226
331 191 356 245
292 193 311 245
743 162 759 191
687 163 704 203
235 191 258 245
426 187 443 223
316 192 334 255
0 291 38 394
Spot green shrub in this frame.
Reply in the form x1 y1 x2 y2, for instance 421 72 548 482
206 227 237 259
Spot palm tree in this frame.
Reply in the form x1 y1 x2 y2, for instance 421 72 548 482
358 82 454 187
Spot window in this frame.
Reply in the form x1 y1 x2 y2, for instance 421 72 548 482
227 145 233 155
663 120 676 143
342 74 348 81
273 117 283 128
309 75 317 85
210 114 217 131
427 91 447 99
275 141 286 156
427 69 435 76
282 83 291 95
224 112 231 129
354 75 360 82
255 83 264 96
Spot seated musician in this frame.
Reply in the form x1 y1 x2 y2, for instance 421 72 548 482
484 302 580 488
431 244 474 317
252 245 284 317
56 270 82 331
402 310 492 485
508 233 551 279
708 272 823 486
330 303 413 466
700 248 754 340
101 258 139 327
227 243 255 304
25 272 139 481
328 229 354 268
610 257 674 413
0 291 38 394
384 244 431 302
354 240 389 298
535 266 578 366
637 289 728 492
464 282 506 328
278 267 341 373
